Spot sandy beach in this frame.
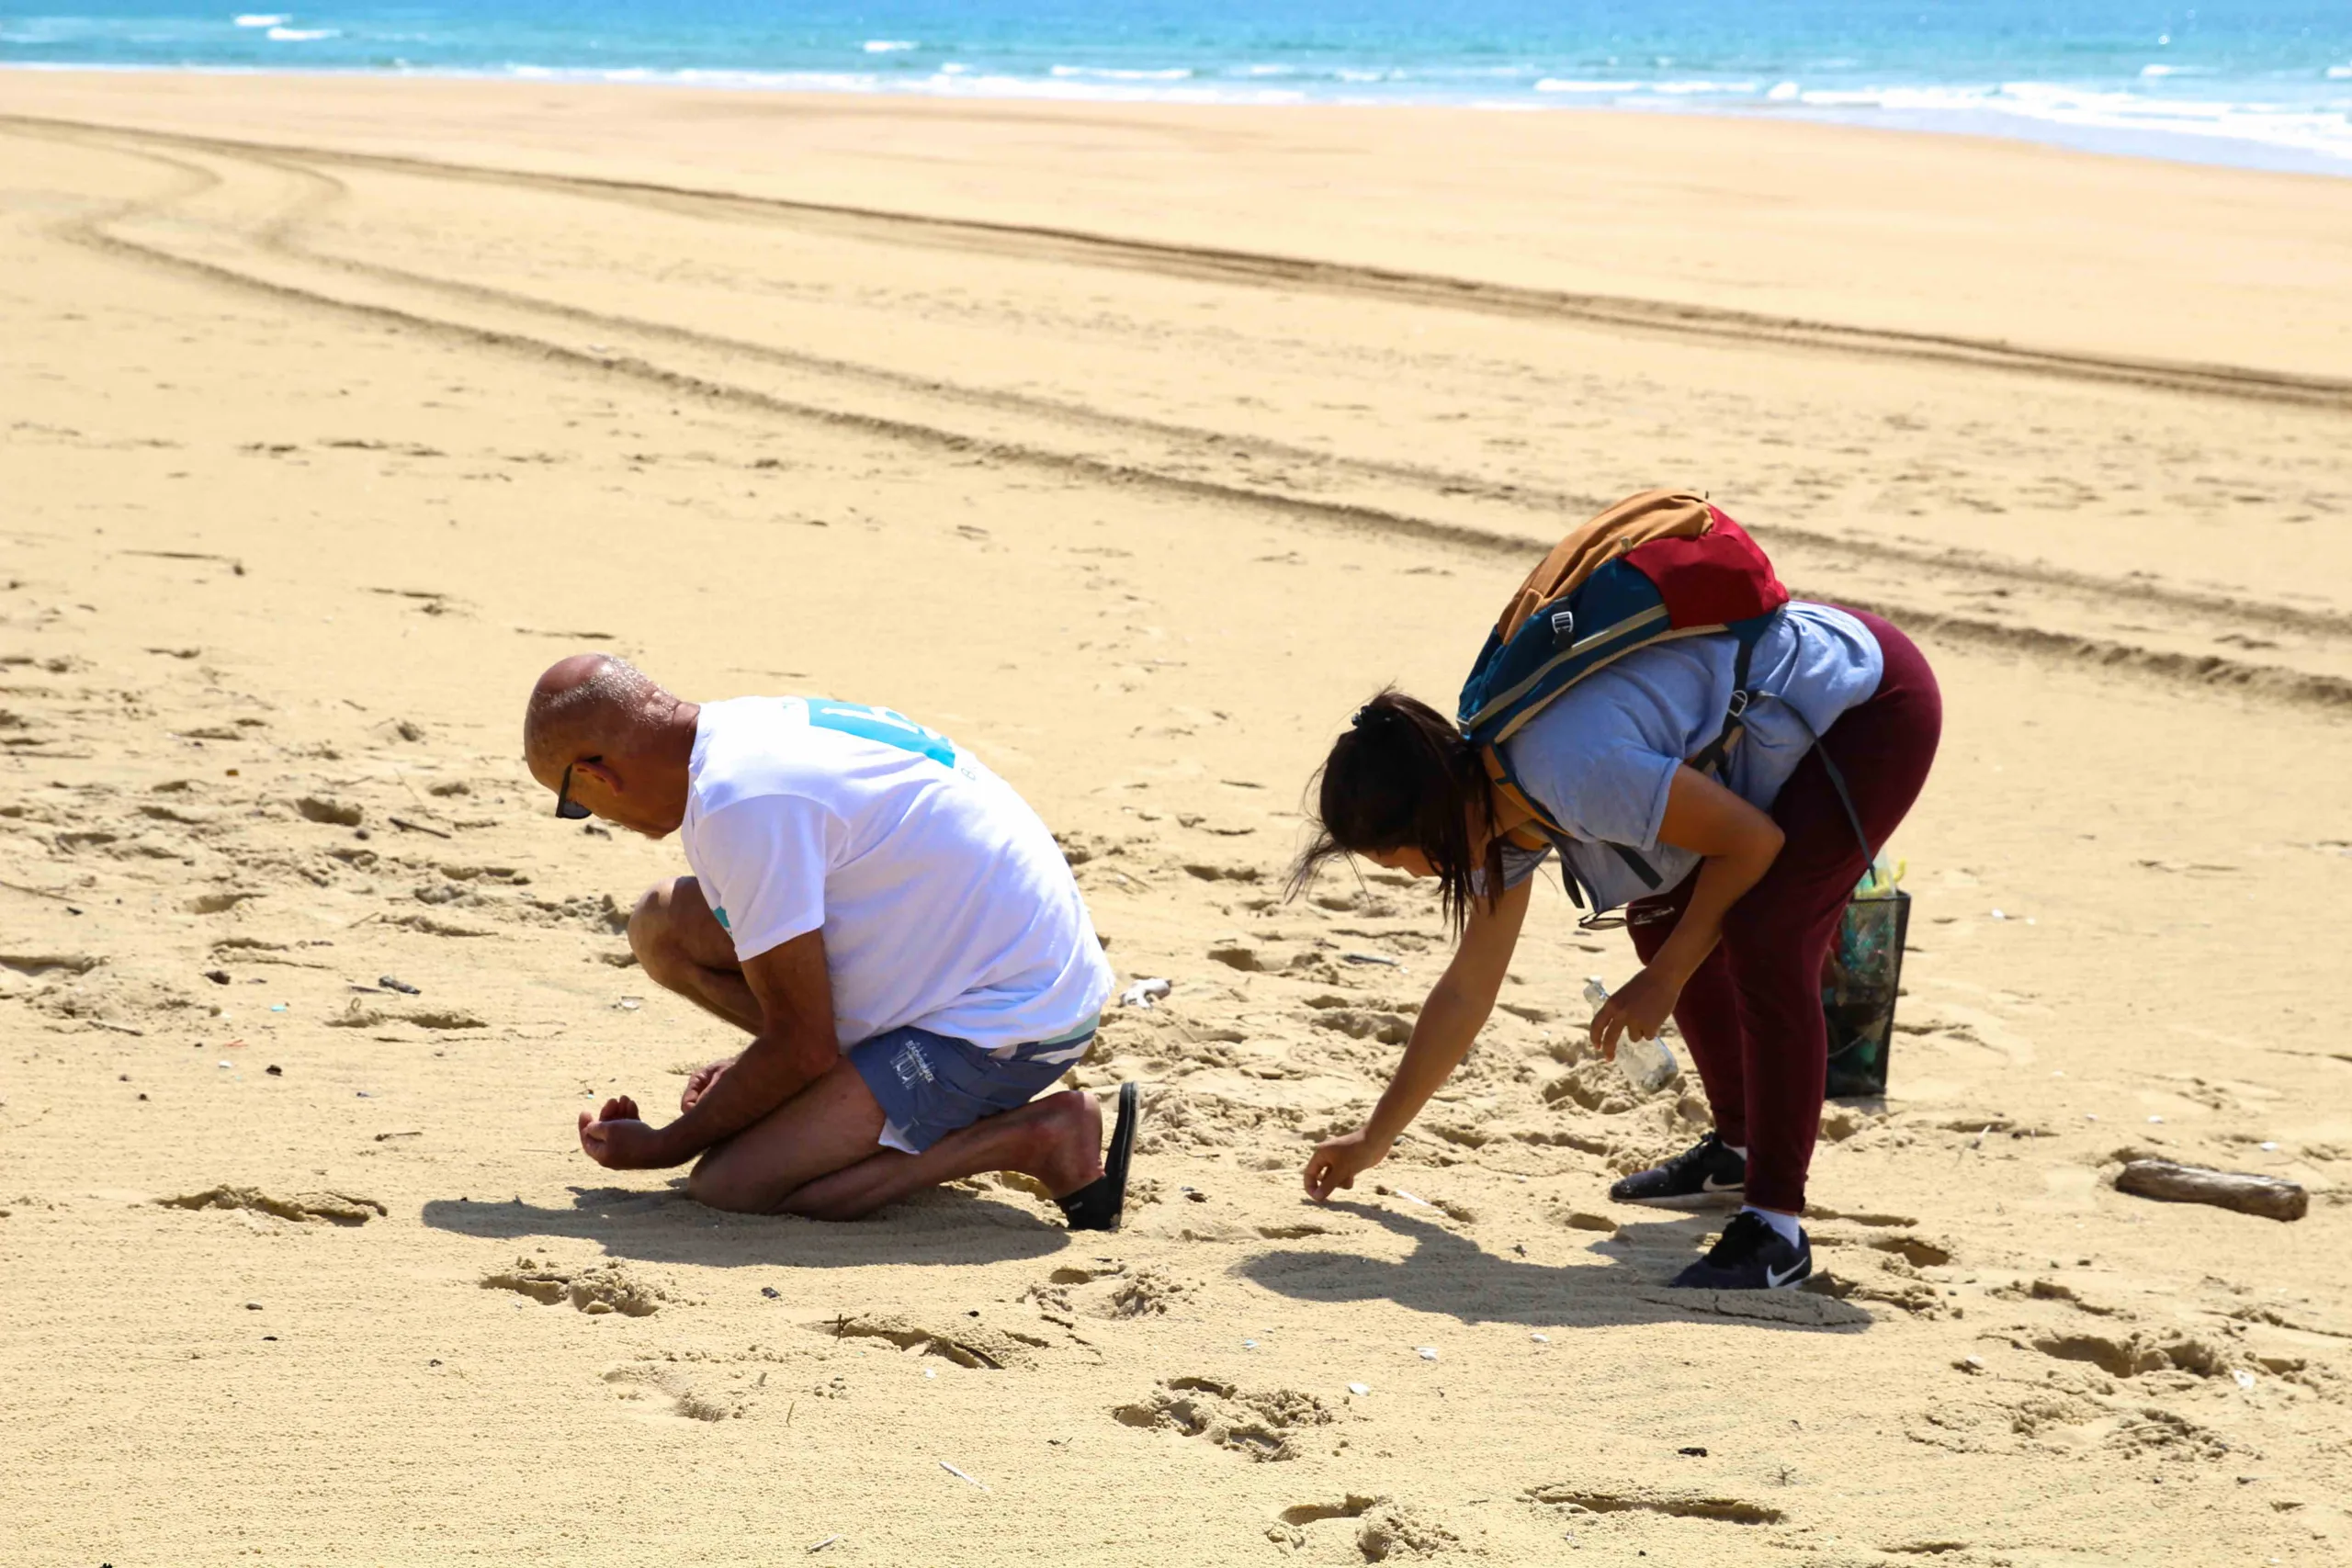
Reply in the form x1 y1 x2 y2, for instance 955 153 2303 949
4 72 2350 1565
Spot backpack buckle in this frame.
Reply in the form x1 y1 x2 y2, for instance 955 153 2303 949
1726 689 1750 719
1549 609 1576 643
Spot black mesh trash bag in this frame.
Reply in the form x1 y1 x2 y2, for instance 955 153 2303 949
1822 889 1909 1100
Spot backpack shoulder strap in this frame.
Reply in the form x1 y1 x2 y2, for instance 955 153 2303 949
1672 606 1874 863
1685 611 1777 782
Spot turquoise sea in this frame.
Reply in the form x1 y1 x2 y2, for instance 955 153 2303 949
6 0 2350 174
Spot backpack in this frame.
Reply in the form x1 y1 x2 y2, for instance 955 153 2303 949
1455 489 1806 909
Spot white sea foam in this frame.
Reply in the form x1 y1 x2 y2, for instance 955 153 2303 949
1536 77 1764 98
266 26 334 40
862 39 915 53
1048 64 1193 81
189 53 2313 172
232 13 289 26
476 59 1300 107
669 67 877 92
2327 64 2352 80
1776 79 2352 166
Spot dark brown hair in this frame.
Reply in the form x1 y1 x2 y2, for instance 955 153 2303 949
1288 689 1502 931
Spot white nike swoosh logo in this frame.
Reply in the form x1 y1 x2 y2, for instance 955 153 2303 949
1701 1175 1744 1191
1766 1258 1807 1288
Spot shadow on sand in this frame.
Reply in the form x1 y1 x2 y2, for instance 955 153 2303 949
421 1179 1072 1269
1234 1201 1872 1333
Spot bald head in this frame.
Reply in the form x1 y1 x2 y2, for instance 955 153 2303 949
523 653 668 781
522 654 701 838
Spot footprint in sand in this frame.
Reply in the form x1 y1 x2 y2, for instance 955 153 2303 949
1844 1231 1953 1268
326 1000 487 1031
481 1257 671 1316
1790 1264 1947 1320
1308 1007 1415 1046
1266 1494 1456 1559
603 1361 758 1423
1025 1260 1194 1323
385 913 498 939
294 795 364 827
157 1185 385 1225
1182 860 1263 885
1911 1380 2235 1461
802 1312 1049 1370
2029 1327 2254 1382
186 890 264 914
1100 1265 1199 1318
0 953 104 980
1523 1483 1784 1526
1115 1376 1335 1463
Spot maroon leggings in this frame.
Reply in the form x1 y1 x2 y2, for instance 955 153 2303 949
1625 610 1941 1213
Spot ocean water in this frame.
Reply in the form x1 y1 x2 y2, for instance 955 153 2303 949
6 0 2350 175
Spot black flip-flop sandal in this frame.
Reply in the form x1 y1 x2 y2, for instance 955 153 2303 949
1055 1081 1138 1233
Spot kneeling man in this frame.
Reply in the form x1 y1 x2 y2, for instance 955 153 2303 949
523 654 1135 1228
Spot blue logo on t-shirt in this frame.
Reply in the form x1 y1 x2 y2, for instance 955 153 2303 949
806 700 957 769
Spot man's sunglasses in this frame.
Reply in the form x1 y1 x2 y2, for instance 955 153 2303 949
554 757 599 819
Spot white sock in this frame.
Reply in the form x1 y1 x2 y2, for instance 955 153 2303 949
1726 1145 1748 1160
1741 1205 1802 1247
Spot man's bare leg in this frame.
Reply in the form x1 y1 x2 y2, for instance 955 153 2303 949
780 1091 1103 1221
629 875 759 1033
685 1058 1105 1221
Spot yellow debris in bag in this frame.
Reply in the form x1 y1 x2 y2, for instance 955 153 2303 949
1853 852 1906 899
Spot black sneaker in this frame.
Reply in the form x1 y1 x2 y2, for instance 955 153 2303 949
1668 1211 1812 1291
1607 1132 1745 1206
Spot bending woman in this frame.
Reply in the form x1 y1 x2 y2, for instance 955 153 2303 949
1292 604 1940 1290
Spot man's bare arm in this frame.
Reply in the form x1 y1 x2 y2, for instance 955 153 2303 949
651 928 838 1162
580 930 839 1169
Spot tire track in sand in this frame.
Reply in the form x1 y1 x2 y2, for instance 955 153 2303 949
7 110 2349 412
15 122 2352 713
232 146 2352 653
51 122 2352 656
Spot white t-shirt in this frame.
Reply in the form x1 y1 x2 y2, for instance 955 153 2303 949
679 696 1114 1055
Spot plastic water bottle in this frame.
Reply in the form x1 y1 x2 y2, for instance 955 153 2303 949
1585 976 1678 1094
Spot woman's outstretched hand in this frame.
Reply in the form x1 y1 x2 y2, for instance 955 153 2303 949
1305 1128 1395 1202
1589 963 1683 1058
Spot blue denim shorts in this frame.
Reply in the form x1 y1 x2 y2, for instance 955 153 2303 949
846 1021 1097 1156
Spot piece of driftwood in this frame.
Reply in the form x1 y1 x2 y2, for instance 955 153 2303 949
2116 1159 2308 1222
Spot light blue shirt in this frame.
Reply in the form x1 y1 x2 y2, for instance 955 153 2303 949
1497 603 1883 912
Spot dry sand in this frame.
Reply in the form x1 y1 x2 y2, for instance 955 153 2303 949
3 73 2350 1565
